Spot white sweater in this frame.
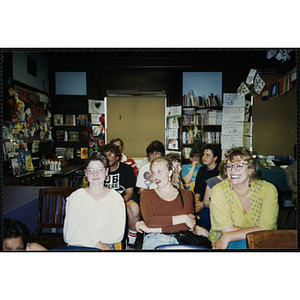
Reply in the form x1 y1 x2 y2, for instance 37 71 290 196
63 188 126 247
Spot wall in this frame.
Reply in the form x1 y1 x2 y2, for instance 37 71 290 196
252 74 297 156
107 96 166 158
12 52 49 93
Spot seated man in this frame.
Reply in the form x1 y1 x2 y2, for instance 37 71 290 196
136 140 165 193
110 138 139 177
102 144 140 249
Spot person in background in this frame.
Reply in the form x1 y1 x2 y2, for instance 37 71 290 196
136 140 165 193
3 219 47 251
284 144 297 205
136 156 208 250
63 152 126 250
110 138 139 177
165 153 183 189
202 160 226 208
102 143 139 249
194 144 220 230
209 147 279 249
182 148 202 192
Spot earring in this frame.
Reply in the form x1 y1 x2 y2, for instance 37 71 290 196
83 176 89 184
248 175 252 187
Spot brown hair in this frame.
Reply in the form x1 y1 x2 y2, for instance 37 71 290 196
224 147 259 179
84 151 108 170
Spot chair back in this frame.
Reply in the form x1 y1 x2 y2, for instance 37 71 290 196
37 187 76 233
246 230 297 249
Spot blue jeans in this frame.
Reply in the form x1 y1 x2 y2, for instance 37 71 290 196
142 233 179 250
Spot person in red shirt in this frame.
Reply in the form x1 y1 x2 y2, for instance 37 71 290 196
110 138 139 176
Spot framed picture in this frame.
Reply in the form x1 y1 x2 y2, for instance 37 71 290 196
54 114 63 126
65 115 76 126
68 131 79 141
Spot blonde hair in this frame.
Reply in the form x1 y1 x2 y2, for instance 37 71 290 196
150 156 183 189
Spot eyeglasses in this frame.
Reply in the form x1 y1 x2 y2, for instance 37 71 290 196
87 168 105 174
225 163 249 171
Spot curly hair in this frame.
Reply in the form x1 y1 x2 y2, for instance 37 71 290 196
224 147 259 179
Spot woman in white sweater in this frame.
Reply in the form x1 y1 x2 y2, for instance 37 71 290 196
63 152 126 250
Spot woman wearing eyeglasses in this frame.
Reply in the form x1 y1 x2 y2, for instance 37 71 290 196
63 152 126 250
209 147 279 249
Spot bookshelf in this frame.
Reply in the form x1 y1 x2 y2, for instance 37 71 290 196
52 113 89 161
181 72 223 162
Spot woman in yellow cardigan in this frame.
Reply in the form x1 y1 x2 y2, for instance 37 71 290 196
209 147 279 249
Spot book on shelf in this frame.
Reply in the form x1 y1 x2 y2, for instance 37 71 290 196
66 148 74 159
75 148 81 159
81 147 88 159
25 155 34 171
65 115 76 126
55 147 67 158
80 131 88 142
68 131 79 141
205 132 221 144
208 111 217 125
56 130 65 141
17 155 27 174
182 147 192 159
11 157 20 175
54 114 63 126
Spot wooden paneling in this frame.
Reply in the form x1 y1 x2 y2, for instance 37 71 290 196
252 74 297 156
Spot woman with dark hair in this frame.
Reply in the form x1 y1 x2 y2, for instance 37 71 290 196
63 152 126 250
209 147 279 249
3 219 46 251
136 156 208 250
194 144 220 230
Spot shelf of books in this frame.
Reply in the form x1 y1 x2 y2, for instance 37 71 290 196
181 72 223 161
53 113 90 161
52 98 107 161
181 93 223 161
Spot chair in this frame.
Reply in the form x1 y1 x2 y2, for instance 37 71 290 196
29 187 76 249
246 230 297 249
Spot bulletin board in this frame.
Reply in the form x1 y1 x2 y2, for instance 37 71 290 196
252 74 297 156
107 96 166 158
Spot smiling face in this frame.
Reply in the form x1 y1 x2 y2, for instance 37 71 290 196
85 160 108 186
226 157 252 187
151 161 172 189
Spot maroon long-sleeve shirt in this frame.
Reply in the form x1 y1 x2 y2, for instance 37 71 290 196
140 189 194 233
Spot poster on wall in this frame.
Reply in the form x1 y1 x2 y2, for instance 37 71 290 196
222 107 245 122
88 100 105 114
223 93 245 108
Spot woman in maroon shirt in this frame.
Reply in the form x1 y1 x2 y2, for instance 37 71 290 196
136 156 208 249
